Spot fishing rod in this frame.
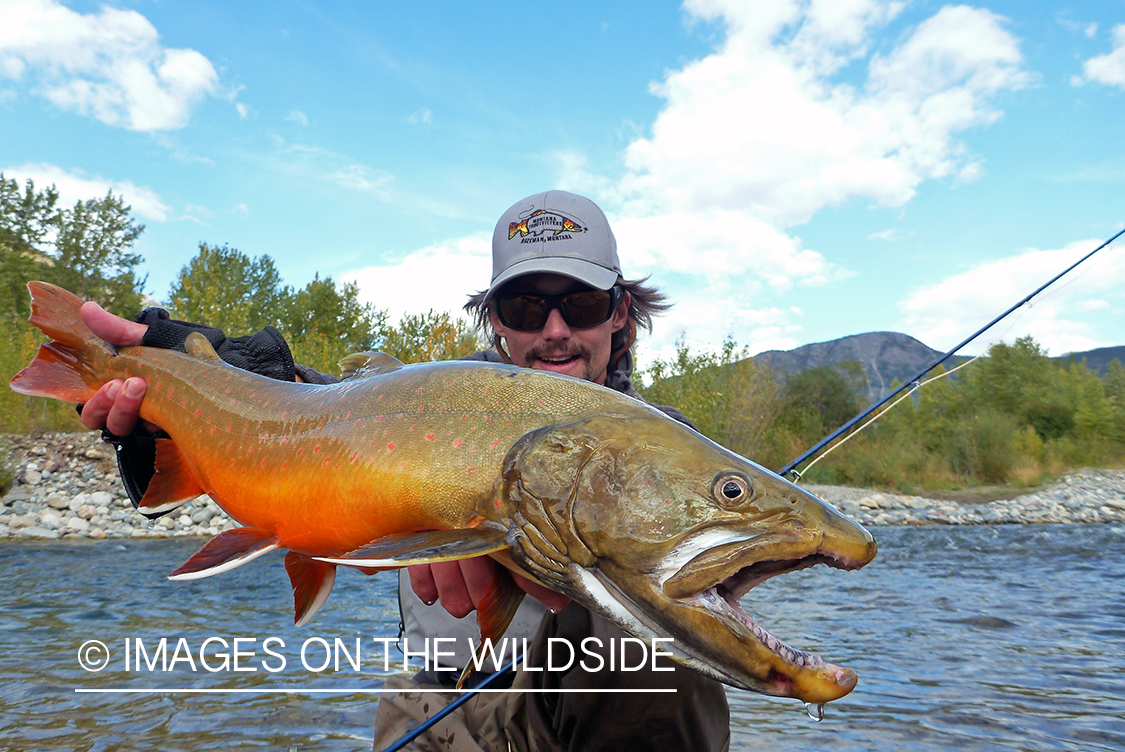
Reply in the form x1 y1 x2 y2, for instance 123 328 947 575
384 226 1124 750
383 657 519 752
779 226 1125 479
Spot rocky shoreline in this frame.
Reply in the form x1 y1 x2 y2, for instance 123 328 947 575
3 432 1125 541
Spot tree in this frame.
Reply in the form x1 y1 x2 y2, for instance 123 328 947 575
281 274 386 374
0 175 59 321
49 192 146 316
639 338 781 460
169 243 288 334
381 310 482 364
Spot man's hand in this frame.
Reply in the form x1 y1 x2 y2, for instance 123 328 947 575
408 559 570 618
78 302 150 436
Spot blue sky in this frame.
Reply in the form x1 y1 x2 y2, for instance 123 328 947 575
2 0 1123 364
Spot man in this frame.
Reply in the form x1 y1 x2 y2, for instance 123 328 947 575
79 190 730 751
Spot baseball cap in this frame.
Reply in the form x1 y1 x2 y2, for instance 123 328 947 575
486 190 622 301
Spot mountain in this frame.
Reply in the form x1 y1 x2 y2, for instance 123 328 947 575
1058 345 1125 376
752 332 944 404
752 333 1125 405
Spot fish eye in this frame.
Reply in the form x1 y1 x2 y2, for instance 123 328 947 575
712 473 751 506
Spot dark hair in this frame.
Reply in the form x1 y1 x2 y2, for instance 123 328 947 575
463 277 672 365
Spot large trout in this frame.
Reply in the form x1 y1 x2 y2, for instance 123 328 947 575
11 282 876 705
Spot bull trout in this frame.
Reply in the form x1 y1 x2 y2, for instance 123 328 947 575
11 282 876 705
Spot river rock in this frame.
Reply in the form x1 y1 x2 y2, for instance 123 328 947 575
45 493 71 510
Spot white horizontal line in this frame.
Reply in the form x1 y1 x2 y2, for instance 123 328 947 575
74 688 677 694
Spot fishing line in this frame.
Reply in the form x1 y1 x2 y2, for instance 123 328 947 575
794 353 984 479
779 226 1125 479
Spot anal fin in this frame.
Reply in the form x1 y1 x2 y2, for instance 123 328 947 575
285 551 337 627
313 528 508 568
138 438 205 518
169 528 279 581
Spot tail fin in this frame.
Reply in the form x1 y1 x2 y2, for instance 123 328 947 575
9 282 112 403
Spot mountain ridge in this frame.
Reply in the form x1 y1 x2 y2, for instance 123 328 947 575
753 332 1124 404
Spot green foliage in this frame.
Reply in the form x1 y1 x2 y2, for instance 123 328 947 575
48 192 146 316
0 174 144 432
281 274 387 374
0 175 59 322
639 338 781 460
381 310 482 364
801 338 1125 489
753 361 868 472
169 243 288 333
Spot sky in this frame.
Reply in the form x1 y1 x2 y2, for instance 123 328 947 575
2 0 1124 366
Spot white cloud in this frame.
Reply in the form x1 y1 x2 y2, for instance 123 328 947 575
285 110 309 126
1075 24 1125 89
897 240 1125 355
341 234 492 322
329 164 394 199
407 107 432 125
619 2 1026 224
0 0 222 130
3 162 171 221
868 228 912 242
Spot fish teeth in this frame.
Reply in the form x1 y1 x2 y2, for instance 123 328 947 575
698 587 824 668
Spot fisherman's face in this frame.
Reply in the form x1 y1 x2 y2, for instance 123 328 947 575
490 273 630 385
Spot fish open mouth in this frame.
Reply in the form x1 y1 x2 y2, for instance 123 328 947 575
693 555 837 669
659 537 873 701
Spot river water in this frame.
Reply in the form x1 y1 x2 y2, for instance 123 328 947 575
1 524 1123 751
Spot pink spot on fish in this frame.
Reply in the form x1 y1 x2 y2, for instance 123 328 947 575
453 439 462 448
426 433 435 441
387 442 396 451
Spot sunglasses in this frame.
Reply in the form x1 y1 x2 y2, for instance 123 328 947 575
494 286 622 332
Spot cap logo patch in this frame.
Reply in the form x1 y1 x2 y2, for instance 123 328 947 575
508 209 586 244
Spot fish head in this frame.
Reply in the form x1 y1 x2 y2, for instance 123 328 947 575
500 412 877 704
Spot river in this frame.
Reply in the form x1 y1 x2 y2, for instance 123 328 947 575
1 524 1123 751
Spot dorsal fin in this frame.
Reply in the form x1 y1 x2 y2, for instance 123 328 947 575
338 351 404 380
185 332 222 361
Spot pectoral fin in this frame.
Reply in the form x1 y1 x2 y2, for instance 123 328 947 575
457 571 526 689
138 439 205 518
169 527 279 580
285 552 337 627
313 528 508 568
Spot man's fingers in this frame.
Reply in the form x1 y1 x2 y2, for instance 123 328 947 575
80 301 146 347
79 381 123 430
429 561 475 619
407 564 439 606
105 377 146 436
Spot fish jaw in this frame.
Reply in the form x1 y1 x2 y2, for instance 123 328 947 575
501 412 877 704
650 518 876 703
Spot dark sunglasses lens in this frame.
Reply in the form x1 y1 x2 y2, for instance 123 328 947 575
560 290 614 328
497 296 549 330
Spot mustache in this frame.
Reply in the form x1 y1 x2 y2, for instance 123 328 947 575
527 345 591 363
